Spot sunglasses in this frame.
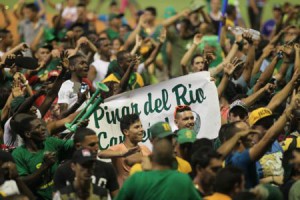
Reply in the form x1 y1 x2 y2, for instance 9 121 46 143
174 105 192 118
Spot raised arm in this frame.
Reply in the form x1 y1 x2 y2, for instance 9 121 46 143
249 94 300 161
253 55 279 92
267 70 299 112
180 34 202 75
210 34 242 77
251 44 274 76
39 51 69 117
217 129 256 160
294 44 300 72
130 35 142 55
144 28 166 68
217 58 242 98
123 15 145 50
242 83 275 107
0 4 11 29
241 33 255 85
162 9 190 28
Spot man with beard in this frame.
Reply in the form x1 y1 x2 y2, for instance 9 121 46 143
98 114 151 187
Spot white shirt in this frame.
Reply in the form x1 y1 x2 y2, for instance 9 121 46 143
62 6 78 22
58 80 80 108
90 59 110 88
0 180 20 197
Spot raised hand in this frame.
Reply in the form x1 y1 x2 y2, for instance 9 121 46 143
294 43 300 51
158 28 167 43
11 79 25 98
262 44 274 58
60 50 69 69
224 57 244 76
135 35 143 47
242 32 253 44
263 83 276 94
193 33 203 45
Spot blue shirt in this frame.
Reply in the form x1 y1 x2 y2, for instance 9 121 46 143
226 149 258 189
256 141 283 178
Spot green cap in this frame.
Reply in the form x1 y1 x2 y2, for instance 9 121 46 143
177 128 196 144
164 7 176 19
109 13 124 21
149 122 173 139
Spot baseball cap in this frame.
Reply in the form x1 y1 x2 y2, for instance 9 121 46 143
72 149 96 164
249 107 273 127
109 13 124 21
164 7 176 19
149 122 174 139
177 128 196 144
229 100 248 116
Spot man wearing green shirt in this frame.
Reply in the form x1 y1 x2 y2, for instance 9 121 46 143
11 113 74 200
115 139 201 200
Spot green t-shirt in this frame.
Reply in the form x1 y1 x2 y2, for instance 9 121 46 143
167 27 193 78
106 28 120 40
12 137 74 200
115 170 202 200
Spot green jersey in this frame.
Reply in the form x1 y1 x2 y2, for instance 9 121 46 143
115 170 202 200
12 137 74 200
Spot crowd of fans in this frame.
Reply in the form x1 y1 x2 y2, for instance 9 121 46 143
0 0 300 199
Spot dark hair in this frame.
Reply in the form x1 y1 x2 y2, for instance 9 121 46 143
69 53 85 67
191 53 203 65
10 113 37 139
223 81 246 103
191 146 222 170
116 50 129 64
145 7 157 16
179 142 193 163
77 3 86 7
226 5 236 16
0 29 11 39
96 37 109 48
0 87 11 109
24 3 38 12
229 107 248 120
69 22 85 31
174 105 192 119
152 139 173 167
233 192 256 200
191 138 214 153
218 122 242 143
74 128 96 144
113 37 124 46
120 114 140 134
215 166 243 195
110 1 118 7
121 24 132 32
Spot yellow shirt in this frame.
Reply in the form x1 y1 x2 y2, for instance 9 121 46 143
204 192 231 200
130 156 192 175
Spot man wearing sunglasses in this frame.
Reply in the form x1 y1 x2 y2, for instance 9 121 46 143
53 128 119 198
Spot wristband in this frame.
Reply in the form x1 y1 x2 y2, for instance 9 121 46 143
235 40 243 50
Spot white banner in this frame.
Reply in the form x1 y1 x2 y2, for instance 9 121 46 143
88 71 221 150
